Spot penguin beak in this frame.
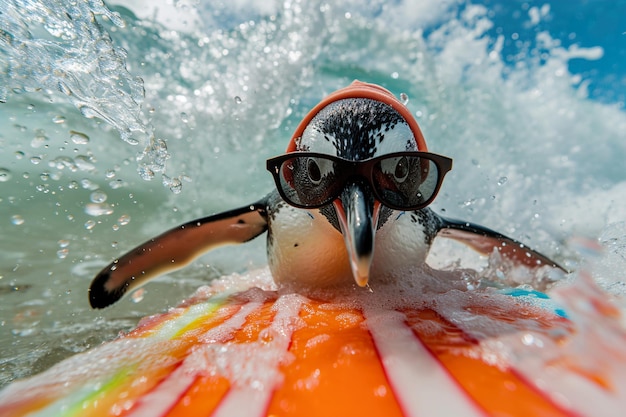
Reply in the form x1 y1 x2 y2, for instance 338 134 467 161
333 181 380 287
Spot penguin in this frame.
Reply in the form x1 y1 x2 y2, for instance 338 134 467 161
89 81 565 309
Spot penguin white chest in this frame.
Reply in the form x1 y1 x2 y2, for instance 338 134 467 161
267 198 434 287
267 203 353 287
370 211 432 280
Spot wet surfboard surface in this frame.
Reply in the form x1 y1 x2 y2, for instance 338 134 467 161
0 267 624 417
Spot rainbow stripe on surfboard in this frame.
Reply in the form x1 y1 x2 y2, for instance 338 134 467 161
0 268 622 417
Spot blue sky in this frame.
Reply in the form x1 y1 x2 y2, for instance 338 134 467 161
476 0 626 106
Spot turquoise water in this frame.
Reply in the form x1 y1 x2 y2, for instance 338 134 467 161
1 0 625 388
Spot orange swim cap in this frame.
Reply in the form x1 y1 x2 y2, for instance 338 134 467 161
287 80 427 152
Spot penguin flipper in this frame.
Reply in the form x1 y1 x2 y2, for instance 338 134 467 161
89 199 269 309
436 217 566 272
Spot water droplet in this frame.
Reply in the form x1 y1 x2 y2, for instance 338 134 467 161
70 130 90 145
58 239 70 248
52 115 66 124
497 176 508 186
234 96 242 104
109 179 126 189
50 156 76 172
105 169 116 179
131 288 145 303
30 156 42 165
14 151 25 160
68 181 79 190
391 72 399 79
75 155 96 172
57 248 69 259
138 166 155 180
163 175 183 194
11 215 24 225
80 178 99 190
170 180 183 194
180 112 189 123
0 168 12 182
84 220 96 230
90 190 108 203
31 132 49 148
118 214 131 225
400 92 409 105
85 203 114 217
259 328 274 343
521 333 544 347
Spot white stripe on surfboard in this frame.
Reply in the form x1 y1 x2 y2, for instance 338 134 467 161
128 300 264 417
364 307 485 417
211 293 304 417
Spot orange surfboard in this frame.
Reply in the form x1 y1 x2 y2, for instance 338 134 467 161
0 268 622 417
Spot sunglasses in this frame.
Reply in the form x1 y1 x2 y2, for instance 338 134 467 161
266 151 453 211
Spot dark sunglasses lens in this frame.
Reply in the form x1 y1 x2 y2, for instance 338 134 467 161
372 156 441 209
276 156 342 207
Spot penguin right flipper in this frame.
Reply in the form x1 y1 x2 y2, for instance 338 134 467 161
436 217 567 272
89 197 269 309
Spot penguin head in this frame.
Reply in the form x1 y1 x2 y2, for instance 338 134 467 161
268 81 445 287
287 81 427 154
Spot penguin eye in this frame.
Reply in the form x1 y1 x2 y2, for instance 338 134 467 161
307 158 322 184
305 157 335 186
394 156 410 182
381 156 410 183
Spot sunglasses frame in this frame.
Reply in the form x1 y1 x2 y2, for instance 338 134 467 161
266 151 453 211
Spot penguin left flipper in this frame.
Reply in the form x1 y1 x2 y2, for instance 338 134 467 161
436 217 567 272
89 197 269 309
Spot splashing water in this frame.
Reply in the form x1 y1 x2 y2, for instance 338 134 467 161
0 0 174 183
0 0 626 390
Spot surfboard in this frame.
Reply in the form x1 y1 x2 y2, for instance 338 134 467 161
0 267 622 417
